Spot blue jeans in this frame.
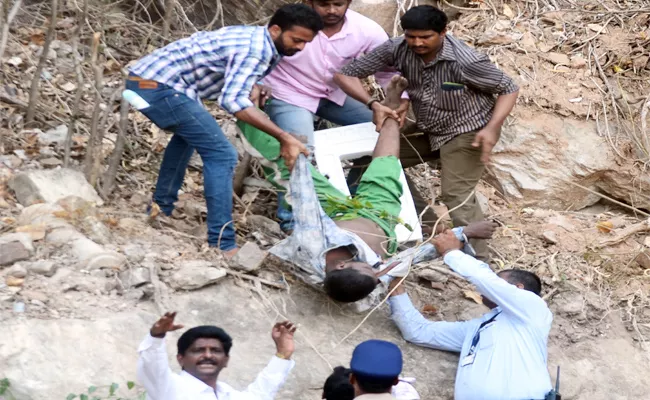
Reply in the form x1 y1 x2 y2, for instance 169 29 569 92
265 97 373 231
125 78 238 250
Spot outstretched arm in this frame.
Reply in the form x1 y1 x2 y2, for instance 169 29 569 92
137 312 184 398
389 289 473 353
242 321 297 400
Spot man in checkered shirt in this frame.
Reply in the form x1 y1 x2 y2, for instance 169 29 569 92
125 4 324 258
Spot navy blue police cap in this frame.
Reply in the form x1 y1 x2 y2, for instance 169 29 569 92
350 340 403 379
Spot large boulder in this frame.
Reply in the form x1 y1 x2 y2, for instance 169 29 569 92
487 112 650 211
8 169 103 207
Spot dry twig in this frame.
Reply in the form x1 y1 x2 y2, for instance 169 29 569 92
0 0 22 62
26 0 58 124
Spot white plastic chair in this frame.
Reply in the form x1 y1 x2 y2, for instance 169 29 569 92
313 122 423 243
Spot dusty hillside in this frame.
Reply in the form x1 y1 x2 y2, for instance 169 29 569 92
1 0 650 399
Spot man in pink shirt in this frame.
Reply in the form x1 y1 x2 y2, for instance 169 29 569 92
262 0 405 232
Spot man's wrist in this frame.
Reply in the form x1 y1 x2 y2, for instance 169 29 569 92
150 330 166 338
367 98 379 110
275 351 293 360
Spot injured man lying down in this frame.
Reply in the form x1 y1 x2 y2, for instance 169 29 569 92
239 76 496 311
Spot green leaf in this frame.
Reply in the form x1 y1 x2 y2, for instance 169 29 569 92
66 395 77 400
109 383 119 396
126 382 135 390
88 386 98 394
80 394 89 400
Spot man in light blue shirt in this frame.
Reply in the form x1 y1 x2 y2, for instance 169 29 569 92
388 230 553 400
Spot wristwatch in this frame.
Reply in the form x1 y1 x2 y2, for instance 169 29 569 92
366 98 379 110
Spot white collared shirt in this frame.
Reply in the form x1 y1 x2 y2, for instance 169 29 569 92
136 334 295 400
389 250 553 400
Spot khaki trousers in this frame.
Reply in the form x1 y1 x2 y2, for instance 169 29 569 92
399 130 487 259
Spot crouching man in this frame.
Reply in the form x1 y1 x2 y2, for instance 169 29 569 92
137 312 297 399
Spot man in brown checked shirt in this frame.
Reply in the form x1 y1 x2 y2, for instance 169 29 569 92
334 5 519 260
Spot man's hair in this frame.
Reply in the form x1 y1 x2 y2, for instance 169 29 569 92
500 269 542 296
323 366 354 400
177 326 233 356
400 5 448 33
324 269 376 303
269 3 324 33
355 374 396 394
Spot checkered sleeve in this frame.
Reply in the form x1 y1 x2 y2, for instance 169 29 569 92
339 38 397 78
218 39 268 114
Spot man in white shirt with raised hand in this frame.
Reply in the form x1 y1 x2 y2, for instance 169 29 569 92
388 230 553 400
137 312 297 400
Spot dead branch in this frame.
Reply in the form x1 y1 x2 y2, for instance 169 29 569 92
596 219 650 249
64 0 88 168
26 0 58 124
0 0 22 62
233 153 252 197
226 269 287 290
161 0 175 40
83 31 105 186
100 87 130 197
641 94 650 158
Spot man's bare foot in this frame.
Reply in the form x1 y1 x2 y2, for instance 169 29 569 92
223 247 239 260
463 220 498 239
382 75 409 109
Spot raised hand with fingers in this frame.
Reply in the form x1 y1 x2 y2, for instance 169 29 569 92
150 311 185 338
271 320 297 360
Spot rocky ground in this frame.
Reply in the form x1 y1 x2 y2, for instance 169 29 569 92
1 0 650 399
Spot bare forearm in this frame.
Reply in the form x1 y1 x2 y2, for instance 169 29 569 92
486 91 518 129
334 73 372 105
235 107 291 143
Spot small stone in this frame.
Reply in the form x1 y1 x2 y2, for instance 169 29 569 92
570 56 587 69
0 232 34 252
644 236 650 248
168 260 227 290
520 32 537 49
26 260 57 277
40 157 63 168
247 215 283 237
123 244 146 263
119 267 151 288
21 290 49 303
85 252 126 270
31 299 46 308
82 216 112 244
544 52 571 65
38 125 68 145
0 154 22 168
230 242 268 273
554 292 584 316
129 192 149 207
7 264 28 278
6 276 25 287
416 268 449 283
541 231 558 244
15 225 47 241
477 31 516 46
635 251 650 270
430 282 445 291
0 241 31 266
